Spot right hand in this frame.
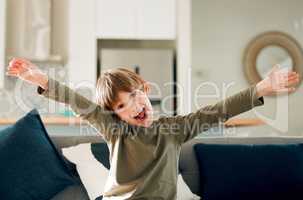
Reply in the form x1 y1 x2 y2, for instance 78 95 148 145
256 65 299 97
6 58 49 89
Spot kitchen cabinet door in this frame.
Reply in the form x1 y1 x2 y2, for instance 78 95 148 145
95 0 137 39
95 0 176 40
136 0 176 40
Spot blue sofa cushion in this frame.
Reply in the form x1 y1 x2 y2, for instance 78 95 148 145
91 143 110 170
194 143 303 200
0 109 79 200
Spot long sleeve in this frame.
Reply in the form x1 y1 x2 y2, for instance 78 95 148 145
157 85 264 144
37 77 120 141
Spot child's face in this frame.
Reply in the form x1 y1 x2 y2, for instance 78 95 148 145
112 88 153 128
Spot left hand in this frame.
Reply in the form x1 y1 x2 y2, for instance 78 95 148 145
256 65 300 97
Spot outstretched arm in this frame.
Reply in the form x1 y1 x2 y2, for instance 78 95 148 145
6 58 119 141
159 65 299 144
159 85 264 143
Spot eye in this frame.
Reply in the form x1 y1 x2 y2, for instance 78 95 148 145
117 104 124 110
139 85 144 92
130 90 138 98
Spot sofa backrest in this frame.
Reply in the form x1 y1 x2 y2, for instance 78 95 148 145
179 136 303 196
51 135 104 149
50 135 303 196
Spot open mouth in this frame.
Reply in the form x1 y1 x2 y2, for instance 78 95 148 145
134 107 147 121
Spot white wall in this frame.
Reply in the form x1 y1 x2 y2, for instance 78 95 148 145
192 0 303 135
0 0 6 88
66 0 96 86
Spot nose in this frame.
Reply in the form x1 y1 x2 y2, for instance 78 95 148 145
130 99 143 114
134 102 143 113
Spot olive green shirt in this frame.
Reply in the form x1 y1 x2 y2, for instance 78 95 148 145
37 78 264 200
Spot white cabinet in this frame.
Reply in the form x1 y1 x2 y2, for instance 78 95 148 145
136 0 176 40
95 0 137 39
95 0 176 40
0 0 6 88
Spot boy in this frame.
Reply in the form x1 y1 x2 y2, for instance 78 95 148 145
6 58 299 199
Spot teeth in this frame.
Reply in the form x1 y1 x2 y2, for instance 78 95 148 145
134 108 146 120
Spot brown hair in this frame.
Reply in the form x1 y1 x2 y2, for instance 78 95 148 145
96 68 149 110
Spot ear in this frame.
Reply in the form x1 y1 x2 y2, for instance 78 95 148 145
143 83 150 94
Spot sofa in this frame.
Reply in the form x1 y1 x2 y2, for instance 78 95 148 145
49 135 303 200
1 109 302 200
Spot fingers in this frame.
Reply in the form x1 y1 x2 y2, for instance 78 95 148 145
287 73 299 82
7 58 31 70
276 87 296 94
286 77 300 87
6 58 30 78
283 71 298 79
273 68 299 84
7 58 22 71
284 72 300 87
6 58 23 76
6 70 19 77
275 73 299 93
269 64 299 77
276 78 299 89
268 64 280 75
